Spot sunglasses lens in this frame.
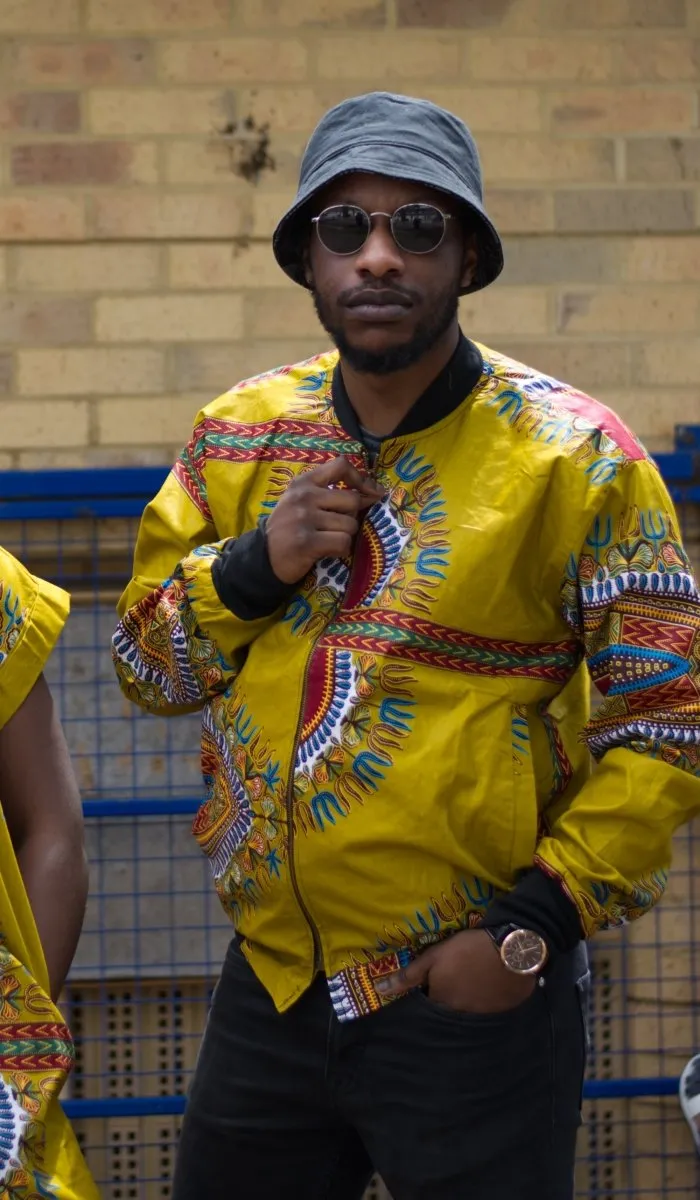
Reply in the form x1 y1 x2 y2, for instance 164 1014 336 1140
392 204 446 253
316 205 370 254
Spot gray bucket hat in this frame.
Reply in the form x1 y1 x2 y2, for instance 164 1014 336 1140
272 91 504 296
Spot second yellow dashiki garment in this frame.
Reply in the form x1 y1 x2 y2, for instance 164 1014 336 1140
0 549 98 1199
114 343 700 1021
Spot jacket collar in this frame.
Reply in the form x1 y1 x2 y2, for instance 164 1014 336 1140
331 332 484 442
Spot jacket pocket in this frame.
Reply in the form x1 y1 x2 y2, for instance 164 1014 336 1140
509 703 540 876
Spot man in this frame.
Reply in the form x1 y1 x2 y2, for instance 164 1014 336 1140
0 546 97 1197
113 92 700 1199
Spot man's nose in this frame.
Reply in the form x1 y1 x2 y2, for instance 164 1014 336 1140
353 218 404 277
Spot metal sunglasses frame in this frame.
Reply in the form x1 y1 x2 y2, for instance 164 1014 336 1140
311 202 453 256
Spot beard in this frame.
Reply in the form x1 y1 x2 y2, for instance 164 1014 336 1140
311 281 460 375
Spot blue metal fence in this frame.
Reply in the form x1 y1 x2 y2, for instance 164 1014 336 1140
0 443 698 1198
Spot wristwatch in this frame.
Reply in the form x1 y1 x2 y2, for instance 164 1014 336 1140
483 924 549 976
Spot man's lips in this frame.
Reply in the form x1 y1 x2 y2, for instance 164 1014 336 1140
345 290 412 309
344 290 413 322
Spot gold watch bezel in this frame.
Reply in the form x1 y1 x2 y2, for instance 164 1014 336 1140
500 928 549 975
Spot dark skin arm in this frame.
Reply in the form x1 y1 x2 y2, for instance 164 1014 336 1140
0 673 88 1002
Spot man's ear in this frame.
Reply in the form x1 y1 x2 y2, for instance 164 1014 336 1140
302 244 313 287
460 235 478 291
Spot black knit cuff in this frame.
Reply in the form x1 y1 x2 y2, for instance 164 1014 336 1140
211 521 298 621
480 867 584 960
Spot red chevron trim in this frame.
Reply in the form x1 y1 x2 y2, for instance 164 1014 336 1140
206 443 339 466
172 458 211 522
321 634 571 681
201 416 344 439
328 608 577 659
0 1053 73 1072
0 1023 72 1040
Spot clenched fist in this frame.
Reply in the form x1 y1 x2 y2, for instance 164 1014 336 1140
266 456 385 585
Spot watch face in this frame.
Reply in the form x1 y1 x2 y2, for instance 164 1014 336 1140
501 929 548 975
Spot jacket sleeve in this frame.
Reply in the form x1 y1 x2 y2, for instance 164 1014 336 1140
533 455 700 936
112 426 287 715
0 547 69 729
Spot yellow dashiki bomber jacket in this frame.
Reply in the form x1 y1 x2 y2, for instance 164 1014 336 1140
0 549 98 1199
113 341 700 1021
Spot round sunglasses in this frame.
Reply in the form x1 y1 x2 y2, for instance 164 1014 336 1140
311 203 453 257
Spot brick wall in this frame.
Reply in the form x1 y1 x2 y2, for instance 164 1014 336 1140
1 0 699 467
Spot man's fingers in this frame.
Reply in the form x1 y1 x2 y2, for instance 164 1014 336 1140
315 487 368 515
268 455 387 586
311 455 384 498
310 532 356 560
311 455 365 488
359 477 387 499
315 511 359 536
374 961 426 997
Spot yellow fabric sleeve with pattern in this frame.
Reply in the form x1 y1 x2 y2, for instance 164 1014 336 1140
0 548 100 1198
114 428 281 715
536 457 700 934
0 547 69 729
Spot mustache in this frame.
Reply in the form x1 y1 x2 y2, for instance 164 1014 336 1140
337 282 420 307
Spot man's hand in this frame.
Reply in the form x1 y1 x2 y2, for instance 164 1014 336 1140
266 456 385 584
374 930 537 1014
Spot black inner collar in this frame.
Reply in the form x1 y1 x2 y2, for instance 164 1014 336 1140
331 332 484 443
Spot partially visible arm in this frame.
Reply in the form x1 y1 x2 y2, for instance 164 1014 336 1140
380 456 700 1012
0 673 87 1002
114 426 385 715
488 456 700 950
114 421 289 715
378 455 700 1013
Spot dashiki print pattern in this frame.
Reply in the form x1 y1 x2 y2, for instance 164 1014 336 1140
113 344 700 1021
0 552 99 1197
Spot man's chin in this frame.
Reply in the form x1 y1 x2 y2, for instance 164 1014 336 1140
326 324 416 372
342 326 412 354
335 339 426 376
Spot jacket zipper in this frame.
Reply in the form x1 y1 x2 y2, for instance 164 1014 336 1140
341 445 377 608
285 648 324 973
284 444 378 975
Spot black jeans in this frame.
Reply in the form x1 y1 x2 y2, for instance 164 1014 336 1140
172 938 588 1200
